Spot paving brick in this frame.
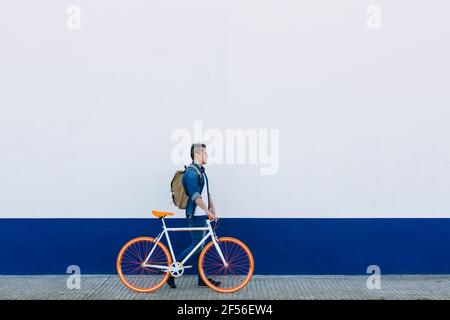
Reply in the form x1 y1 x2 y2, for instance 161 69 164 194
0 275 449 300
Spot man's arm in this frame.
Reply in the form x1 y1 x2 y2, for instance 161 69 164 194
209 195 216 215
195 197 216 220
183 168 202 201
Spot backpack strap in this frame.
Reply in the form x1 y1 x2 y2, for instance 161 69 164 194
187 164 201 178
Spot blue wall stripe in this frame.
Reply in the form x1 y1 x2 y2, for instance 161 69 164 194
0 218 449 275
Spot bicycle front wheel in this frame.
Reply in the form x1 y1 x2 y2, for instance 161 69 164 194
116 237 172 293
199 237 254 293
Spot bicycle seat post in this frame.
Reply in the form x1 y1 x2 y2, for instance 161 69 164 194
160 217 167 230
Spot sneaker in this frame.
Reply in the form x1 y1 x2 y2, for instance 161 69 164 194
198 276 221 287
166 275 176 289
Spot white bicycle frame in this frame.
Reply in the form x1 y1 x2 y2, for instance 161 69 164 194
142 218 228 271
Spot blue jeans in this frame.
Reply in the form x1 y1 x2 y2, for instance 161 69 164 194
177 215 207 275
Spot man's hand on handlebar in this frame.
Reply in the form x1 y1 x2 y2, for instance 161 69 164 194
206 210 218 222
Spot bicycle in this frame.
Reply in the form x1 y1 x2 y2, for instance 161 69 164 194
116 210 254 293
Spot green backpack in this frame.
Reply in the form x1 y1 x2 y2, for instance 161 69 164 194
170 164 201 209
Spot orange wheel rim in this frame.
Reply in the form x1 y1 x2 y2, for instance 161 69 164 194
116 237 172 293
199 237 254 293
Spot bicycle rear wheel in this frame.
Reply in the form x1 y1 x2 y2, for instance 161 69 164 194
116 237 171 293
198 237 254 293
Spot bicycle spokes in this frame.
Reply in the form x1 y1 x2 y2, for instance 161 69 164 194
199 237 254 293
117 237 171 293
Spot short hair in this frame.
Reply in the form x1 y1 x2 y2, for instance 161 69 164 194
190 143 206 160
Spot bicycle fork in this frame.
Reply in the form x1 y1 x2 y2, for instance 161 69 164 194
209 221 229 268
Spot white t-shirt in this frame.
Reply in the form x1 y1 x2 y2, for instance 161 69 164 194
194 173 209 217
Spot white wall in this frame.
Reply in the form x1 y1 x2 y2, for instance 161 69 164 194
1 0 450 218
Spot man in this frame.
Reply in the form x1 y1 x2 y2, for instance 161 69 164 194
166 143 221 288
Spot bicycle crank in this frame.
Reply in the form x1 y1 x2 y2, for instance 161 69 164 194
169 262 184 277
